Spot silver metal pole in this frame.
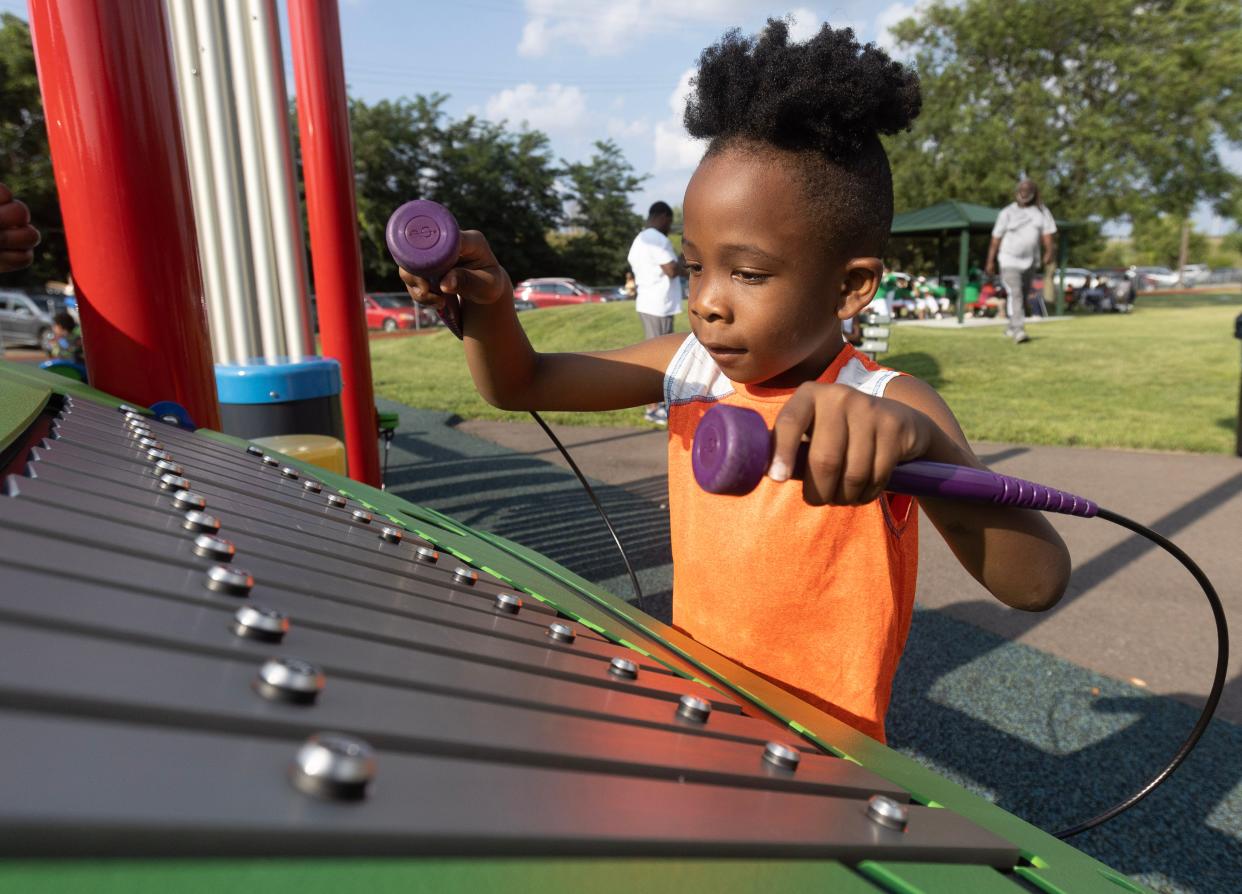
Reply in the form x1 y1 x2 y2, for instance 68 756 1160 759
223 0 284 361
166 0 233 363
249 0 313 359
193 0 261 362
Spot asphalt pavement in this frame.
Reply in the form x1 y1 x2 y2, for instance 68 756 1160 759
376 400 1240 894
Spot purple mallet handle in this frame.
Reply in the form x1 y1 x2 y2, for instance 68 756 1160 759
385 200 464 338
692 404 1098 518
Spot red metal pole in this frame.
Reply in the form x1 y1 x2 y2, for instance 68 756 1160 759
288 0 380 486
27 0 220 430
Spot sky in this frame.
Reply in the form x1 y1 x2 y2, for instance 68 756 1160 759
2 0 1236 236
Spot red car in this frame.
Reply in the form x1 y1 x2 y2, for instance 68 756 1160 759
364 292 429 331
513 278 607 308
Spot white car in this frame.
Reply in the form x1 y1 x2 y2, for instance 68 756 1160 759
1132 266 1179 289
1179 264 1210 286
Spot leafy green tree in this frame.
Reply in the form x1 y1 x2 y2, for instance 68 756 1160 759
883 0 1242 246
0 13 66 288
1130 214 1207 267
558 140 646 284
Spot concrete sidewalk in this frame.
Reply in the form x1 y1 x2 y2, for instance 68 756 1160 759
458 417 1242 725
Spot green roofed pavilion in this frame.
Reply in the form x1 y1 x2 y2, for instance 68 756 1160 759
890 200 1072 321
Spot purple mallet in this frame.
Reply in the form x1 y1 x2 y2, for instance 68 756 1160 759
692 404 1098 517
386 200 464 338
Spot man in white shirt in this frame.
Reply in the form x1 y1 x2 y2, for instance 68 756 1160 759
627 201 684 424
986 179 1056 344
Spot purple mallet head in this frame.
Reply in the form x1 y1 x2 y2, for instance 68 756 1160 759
386 200 464 338
692 404 772 495
385 200 460 278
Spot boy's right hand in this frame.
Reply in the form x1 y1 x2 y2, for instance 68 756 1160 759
398 230 512 311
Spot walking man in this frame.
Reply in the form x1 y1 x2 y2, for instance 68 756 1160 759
986 179 1056 344
627 201 684 424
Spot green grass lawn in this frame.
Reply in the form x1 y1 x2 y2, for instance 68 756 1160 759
369 292 1242 453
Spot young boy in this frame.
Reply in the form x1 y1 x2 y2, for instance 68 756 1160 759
401 21 1070 741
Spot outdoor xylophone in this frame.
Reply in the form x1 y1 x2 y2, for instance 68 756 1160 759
0 360 1155 892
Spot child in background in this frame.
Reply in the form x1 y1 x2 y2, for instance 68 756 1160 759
401 21 1070 741
49 311 84 366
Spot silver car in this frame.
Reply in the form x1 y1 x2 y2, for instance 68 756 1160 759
0 290 57 353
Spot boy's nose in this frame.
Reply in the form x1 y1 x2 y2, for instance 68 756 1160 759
689 277 731 324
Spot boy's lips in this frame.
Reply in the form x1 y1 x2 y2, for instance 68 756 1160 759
701 341 745 355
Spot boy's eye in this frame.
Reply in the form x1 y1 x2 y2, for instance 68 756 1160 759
685 262 703 275
734 270 769 285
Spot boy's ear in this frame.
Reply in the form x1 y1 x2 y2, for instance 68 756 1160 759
838 257 884 320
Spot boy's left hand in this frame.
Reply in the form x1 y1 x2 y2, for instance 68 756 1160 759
767 382 933 506
0 183 40 274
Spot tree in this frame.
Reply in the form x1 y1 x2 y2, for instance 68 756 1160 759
1130 213 1207 268
557 140 646 283
883 0 1242 242
0 13 67 288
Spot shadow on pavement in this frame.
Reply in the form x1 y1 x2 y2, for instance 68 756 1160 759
890 610 1240 894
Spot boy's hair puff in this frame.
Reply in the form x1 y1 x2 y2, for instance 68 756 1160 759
684 19 921 256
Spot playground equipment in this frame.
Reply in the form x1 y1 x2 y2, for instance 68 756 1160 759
0 1 1195 890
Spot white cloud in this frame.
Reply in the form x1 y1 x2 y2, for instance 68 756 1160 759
484 83 588 134
786 7 820 42
875 2 923 53
653 68 706 174
607 117 651 138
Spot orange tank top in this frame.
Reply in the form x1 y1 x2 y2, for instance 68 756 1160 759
665 337 918 742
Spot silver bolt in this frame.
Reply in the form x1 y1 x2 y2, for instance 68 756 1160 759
379 526 403 544
261 455 279 467
255 656 324 704
159 473 192 492
233 605 289 643
153 459 184 477
205 563 252 596
117 403 141 414
146 448 173 463
128 425 152 439
453 567 478 586
676 695 712 724
495 592 523 614
762 742 801 772
866 794 909 831
303 479 323 493
351 509 372 525
609 657 639 680
246 445 263 456
183 509 221 533
280 467 299 480
138 437 163 450
291 732 375 801
546 622 576 644
126 418 151 432
193 533 235 562
416 546 439 563
327 494 347 508
172 489 207 511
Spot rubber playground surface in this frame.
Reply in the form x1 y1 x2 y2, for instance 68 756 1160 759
378 399 1240 894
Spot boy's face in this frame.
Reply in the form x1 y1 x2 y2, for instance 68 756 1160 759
53 323 68 337
682 148 866 388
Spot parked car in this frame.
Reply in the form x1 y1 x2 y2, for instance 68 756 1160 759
0 289 57 352
1179 264 1210 286
1131 266 1179 290
588 284 630 302
1031 267 1092 293
513 278 608 308
364 292 432 331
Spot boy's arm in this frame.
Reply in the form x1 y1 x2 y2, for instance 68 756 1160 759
402 230 681 412
885 375 1071 612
